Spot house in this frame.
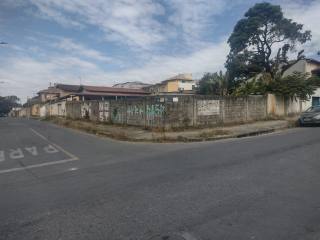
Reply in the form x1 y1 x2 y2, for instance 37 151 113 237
283 58 320 108
38 83 150 102
112 81 151 89
38 84 82 103
144 74 196 95
64 85 149 101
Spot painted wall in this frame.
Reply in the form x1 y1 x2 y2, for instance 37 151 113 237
166 80 179 92
31 104 40 117
178 80 196 91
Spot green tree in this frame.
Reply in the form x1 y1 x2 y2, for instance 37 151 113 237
233 72 320 100
226 2 311 85
0 95 20 115
198 71 228 96
270 72 320 100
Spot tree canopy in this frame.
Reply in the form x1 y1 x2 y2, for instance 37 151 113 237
198 71 228 96
226 2 311 85
233 72 320 100
0 95 20 115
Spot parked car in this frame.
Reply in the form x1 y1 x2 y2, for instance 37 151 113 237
299 106 320 126
0 113 8 117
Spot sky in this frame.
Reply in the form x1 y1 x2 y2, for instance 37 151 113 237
0 0 319 102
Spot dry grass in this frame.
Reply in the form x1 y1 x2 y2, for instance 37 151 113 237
44 117 130 140
199 129 231 138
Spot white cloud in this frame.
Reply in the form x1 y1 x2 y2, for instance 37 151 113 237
26 0 234 49
55 38 112 62
167 0 227 42
0 55 100 101
0 39 229 102
111 40 229 82
28 0 167 48
281 0 320 57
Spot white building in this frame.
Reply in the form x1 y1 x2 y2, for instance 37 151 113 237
283 58 320 109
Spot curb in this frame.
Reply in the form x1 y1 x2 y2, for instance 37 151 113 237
235 129 275 138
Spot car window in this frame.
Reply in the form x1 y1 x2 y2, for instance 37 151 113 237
306 106 320 112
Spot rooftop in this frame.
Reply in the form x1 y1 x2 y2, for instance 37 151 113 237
162 73 193 83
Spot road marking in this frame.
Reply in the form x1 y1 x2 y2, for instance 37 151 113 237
0 128 79 175
44 145 59 154
0 158 79 174
68 167 78 171
0 151 4 162
29 128 78 160
25 146 38 156
9 148 24 159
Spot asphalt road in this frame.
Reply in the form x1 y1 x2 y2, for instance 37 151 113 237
1 118 320 240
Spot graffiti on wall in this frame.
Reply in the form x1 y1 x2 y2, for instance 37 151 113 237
81 102 90 119
99 102 109 122
146 104 165 117
127 105 144 115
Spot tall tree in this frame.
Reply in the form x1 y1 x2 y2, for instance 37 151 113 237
226 2 311 85
0 95 20 115
198 71 228 96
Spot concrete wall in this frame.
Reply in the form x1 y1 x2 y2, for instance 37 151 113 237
195 97 221 126
33 94 303 129
48 101 66 117
267 94 304 117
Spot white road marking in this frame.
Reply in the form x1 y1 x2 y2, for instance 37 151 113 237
0 151 5 162
68 167 78 171
0 158 79 174
29 128 78 160
9 148 24 159
24 146 38 156
43 145 59 154
0 128 79 175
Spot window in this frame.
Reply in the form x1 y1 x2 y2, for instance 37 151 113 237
312 97 320 107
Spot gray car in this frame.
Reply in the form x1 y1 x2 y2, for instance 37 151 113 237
299 106 320 126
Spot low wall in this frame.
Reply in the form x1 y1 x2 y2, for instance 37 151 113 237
61 95 269 128
21 94 304 127
267 94 303 117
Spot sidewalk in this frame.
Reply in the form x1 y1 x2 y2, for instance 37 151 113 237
45 117 297 142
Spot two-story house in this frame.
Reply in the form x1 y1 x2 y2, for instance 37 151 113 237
283 58 320 108
144 74 196 95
